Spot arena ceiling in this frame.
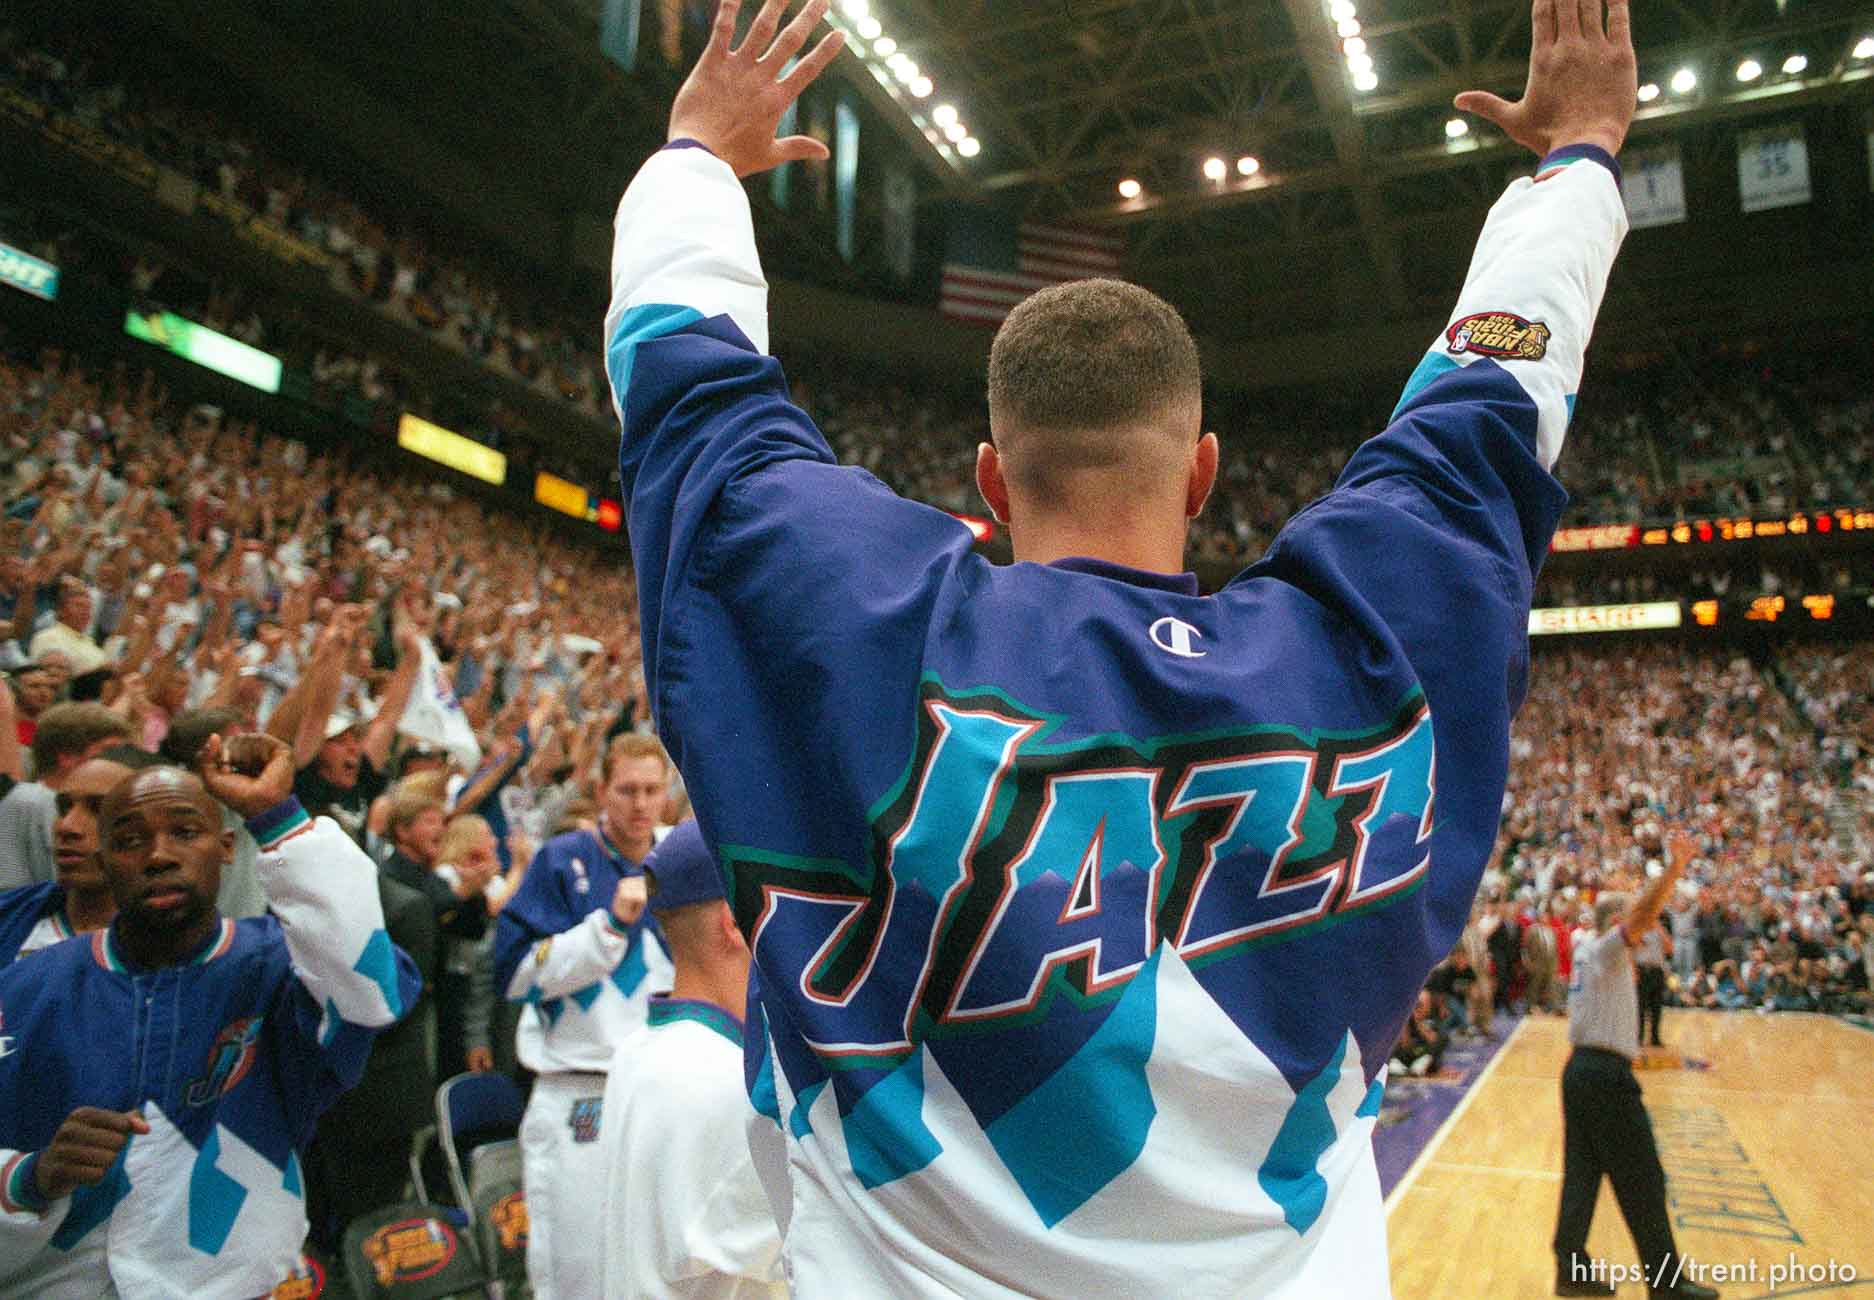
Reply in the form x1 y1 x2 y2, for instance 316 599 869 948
851 0 1874 312
105 0 1874 341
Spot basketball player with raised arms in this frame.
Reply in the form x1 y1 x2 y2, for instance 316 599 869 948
604 0 1635 1293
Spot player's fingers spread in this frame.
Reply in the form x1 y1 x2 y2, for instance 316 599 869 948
765 0 829 65
1553 0 1581 41
774 134 832 164
1578 0 1604 41
708 0 743 58
780 28 845 92
744 0 790 61
1453 90 1513 128
1604 0 1632 47
1530 0 1558 47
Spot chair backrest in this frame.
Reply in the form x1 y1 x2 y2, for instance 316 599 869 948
440 1072 526 1144
467 1139 522 1204
472 1174 531 1288
268 1248 356 1300
436 1072 525 1221
339 1201 489 1300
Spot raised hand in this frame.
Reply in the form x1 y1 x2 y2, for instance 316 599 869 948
34 1107 150 1201
197 732 297 818
667 0 846 177
1454 0 1635 157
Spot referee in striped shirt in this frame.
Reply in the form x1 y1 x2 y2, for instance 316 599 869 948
1553 830 1717 1300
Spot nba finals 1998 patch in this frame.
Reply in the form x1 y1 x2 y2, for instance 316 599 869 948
1445 311 1550 360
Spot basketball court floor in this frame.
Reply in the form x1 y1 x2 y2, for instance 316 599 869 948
1386 1010 1874 1299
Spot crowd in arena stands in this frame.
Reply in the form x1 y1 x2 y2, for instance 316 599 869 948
2 29 615 422
1408 643 1874 1060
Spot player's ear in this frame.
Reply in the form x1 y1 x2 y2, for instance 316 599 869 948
718 901 747 953
1186 431 1219 520
975 442 1011 525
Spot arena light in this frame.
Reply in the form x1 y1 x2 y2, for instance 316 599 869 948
932 103 959 128
1735 58 1762 82
397 413 507 486
872 35 897 56
1118 177 1143 198
1445 117 1469 139
910 75 933 97
1329 0 1357 20
1782 53 1808 74
1346 50 1374 73
1343 36 1367 55
957 137 981 158
1236 155 1260 176
1352 68 1379 91
0 241 58 301
1855 36 1874 60
1637 81 1660 102
1670 66 1697 93
839 0 869 18
1203 156 1227 181
1337 17 1362 37
124 309 283 393
944 121 968 142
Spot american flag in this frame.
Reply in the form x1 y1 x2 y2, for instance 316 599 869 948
939 209 1126 325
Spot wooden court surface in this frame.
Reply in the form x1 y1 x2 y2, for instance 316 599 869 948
1386 1010 1874 1299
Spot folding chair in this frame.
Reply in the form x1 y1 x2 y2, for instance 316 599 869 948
339 1202 489 1300
467 1139 520 1205
435 1072 525 1225
267 1246 355 1299
471 1171 531 1299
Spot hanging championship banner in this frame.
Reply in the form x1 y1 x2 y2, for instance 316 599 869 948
1623 145 1687 229
882 164 917 283
1737 124 1810 213
835 96 860 263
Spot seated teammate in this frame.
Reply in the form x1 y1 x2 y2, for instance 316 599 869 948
0 747 161 966
0 733 421 1298
610 0 1634 1293
601 818 784 1299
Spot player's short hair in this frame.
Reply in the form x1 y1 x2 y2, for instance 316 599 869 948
987 278 1202 497
603 732 671 784
31 702 134 774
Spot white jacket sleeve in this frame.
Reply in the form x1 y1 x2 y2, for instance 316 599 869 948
1394 144 1629 472
0 1149 73 1282
503 906 635 1003
247 799 413 1030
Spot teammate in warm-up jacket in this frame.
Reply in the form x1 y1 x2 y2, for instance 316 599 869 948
606 1 1635 1295
0 735 421 1299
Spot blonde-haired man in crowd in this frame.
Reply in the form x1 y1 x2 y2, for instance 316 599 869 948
493 733 675 1299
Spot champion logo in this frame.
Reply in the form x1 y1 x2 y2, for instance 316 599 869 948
1149 616 1207 659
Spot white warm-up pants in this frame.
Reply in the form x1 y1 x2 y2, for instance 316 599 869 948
520 1070 611 1300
